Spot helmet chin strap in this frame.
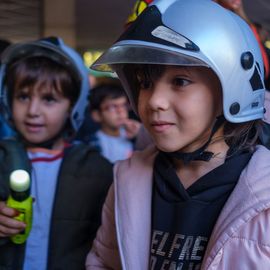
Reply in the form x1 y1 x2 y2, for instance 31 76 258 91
163 115 225 164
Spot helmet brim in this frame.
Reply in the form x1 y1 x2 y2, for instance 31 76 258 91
91 41 208 72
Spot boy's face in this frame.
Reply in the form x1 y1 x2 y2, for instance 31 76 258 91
137 66 222 153
12 85 71 147
92 96 129 133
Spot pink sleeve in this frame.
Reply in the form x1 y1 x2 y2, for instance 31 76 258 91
205 209 270 270
85 184 121 269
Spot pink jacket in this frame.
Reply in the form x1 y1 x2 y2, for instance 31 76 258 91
86 145 270 270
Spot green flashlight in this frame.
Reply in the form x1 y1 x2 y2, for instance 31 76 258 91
6 169 33 244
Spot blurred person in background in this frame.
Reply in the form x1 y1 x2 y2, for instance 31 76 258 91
74 71 122 144
0 37 112 270
89 81 141 163
0 39 16 139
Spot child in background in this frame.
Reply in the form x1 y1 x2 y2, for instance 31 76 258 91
0 39 15 139
0 37 112 270
86 0 270 269
89 82 140 163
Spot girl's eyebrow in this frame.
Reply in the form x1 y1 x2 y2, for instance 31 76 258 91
170 67 194 77
15 88 29 94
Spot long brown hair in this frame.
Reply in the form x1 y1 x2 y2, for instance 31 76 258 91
223 120 262 154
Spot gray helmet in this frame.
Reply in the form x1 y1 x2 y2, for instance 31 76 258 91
92 0 265 123
0 37 89 132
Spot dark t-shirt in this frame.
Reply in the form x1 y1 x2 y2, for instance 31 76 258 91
150 150 251 270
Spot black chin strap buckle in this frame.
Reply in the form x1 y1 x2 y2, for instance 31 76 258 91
196 151 214 162
167 150 214 165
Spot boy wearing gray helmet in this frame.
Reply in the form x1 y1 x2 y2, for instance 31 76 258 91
86 0 270 269
0 37 112 269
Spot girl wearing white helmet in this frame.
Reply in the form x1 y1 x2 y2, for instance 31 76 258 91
86 0 270 269
0 37 113 269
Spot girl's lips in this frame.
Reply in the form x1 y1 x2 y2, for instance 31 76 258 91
25 123 44 133
151 121 174 132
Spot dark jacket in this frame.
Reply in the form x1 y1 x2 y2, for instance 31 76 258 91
0 139 113 270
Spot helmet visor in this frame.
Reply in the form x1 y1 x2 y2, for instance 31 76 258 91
91 42 208 72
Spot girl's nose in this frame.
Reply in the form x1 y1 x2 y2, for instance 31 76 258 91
148 81 169 111
27 98 40 116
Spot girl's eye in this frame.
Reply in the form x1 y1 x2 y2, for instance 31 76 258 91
172 77 191 87
16 93 29 101
43 95 57 103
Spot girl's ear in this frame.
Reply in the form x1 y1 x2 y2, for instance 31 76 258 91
91 110 101 123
